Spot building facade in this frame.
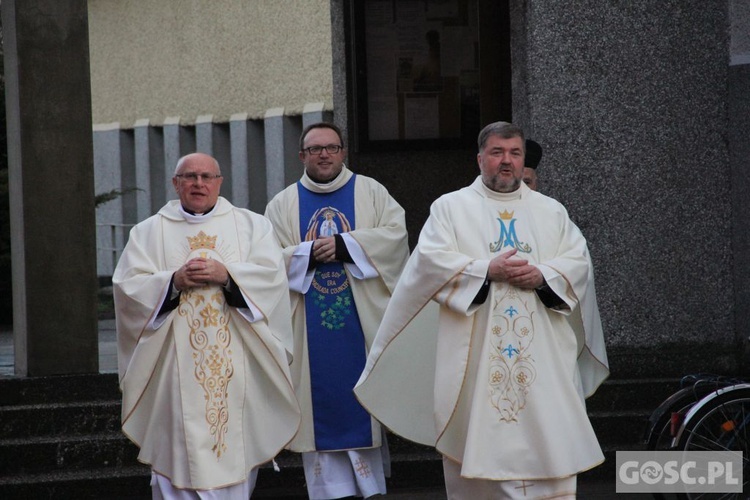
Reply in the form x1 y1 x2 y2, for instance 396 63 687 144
88 0 750 377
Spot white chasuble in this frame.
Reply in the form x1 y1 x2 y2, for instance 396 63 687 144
355 178 609 482
114 198 300 491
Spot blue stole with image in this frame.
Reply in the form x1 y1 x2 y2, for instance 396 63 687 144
298 175 373 451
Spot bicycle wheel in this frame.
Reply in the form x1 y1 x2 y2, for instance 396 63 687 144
645 385 721 500
674 386 750 499
646 386 715 451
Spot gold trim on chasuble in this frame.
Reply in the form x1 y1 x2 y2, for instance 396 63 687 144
179 230 234 458
487 209 536 423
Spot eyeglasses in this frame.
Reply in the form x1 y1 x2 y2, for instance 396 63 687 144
175 172 223 182
302 145 343 156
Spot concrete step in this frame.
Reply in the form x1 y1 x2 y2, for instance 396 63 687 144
0 412 646 477
0 400 121 438
0 373 670 498
585 377 681 413
590 409 650 448
0 465 152 500
0 439 622 499
0 372 678 410
0 373 121 406
0 432 139 476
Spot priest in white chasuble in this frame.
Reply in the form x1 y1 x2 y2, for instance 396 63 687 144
355 122 609 499
113 153 300 498
265 122 409 500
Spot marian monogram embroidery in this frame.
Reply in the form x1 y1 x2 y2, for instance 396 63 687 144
177 230 234 459
489 210 532 253
488 286 536 423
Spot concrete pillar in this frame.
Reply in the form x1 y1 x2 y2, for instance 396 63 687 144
264 108 302 199
510 0 732 375
3 0 98 375
729 0 750 345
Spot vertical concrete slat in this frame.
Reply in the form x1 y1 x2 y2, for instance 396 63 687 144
118 130 137 225
229 114 250 210
3 0 99 375
93 123 126 277
264 108 303 200
302 102 333 129
163 116 196 202
230 114 268 212
135 118 166 217
248 119 268 213
196 115 232 203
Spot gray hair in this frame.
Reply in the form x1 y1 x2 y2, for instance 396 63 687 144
477 121 525 152
173 153 221 176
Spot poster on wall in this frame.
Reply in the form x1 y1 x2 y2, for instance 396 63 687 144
364 0 479 143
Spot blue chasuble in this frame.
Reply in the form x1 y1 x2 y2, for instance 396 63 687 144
298 176 373 450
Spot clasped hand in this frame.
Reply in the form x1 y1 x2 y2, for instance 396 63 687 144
174 257 228 290
312 236 337 264
487 248 544 290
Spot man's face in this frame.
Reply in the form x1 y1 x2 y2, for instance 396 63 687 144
477 135 525 193
523 167 538 191
172 153 223 214
299 127 345 182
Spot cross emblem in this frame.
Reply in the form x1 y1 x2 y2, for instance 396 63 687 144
515 480 535 495
354 457 372 478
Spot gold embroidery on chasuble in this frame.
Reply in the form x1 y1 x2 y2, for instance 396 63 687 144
488 286 537 423
188 230 218 252
177 230 235 459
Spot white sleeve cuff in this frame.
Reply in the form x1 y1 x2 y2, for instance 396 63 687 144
537 264 573 314
341 233 379 280
235 299 264 323
289 241 315 293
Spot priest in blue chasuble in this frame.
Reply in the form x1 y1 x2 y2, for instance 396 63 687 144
265 122 409 499
355 122 609 499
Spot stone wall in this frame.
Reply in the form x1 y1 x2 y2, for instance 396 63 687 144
351 1 746 377
87 0 334 126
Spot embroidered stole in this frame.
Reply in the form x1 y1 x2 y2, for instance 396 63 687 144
162 219 241 465
298 176 373 450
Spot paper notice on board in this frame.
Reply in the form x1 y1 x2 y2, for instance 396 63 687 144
404 95 439 139
368 97 399 140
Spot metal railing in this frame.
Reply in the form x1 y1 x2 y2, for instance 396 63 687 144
96 223 134 275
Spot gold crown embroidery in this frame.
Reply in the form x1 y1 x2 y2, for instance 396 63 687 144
498 209 514 220
188 231 217 251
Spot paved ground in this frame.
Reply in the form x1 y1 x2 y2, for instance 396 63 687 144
380 483 650 498
0 318 118 377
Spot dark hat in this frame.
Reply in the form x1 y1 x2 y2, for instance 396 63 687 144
525 139 543 169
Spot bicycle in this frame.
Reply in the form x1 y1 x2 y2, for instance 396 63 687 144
644 374 749 499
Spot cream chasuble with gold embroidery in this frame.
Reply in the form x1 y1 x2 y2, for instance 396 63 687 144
114 197 300 490
355 178 609 481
